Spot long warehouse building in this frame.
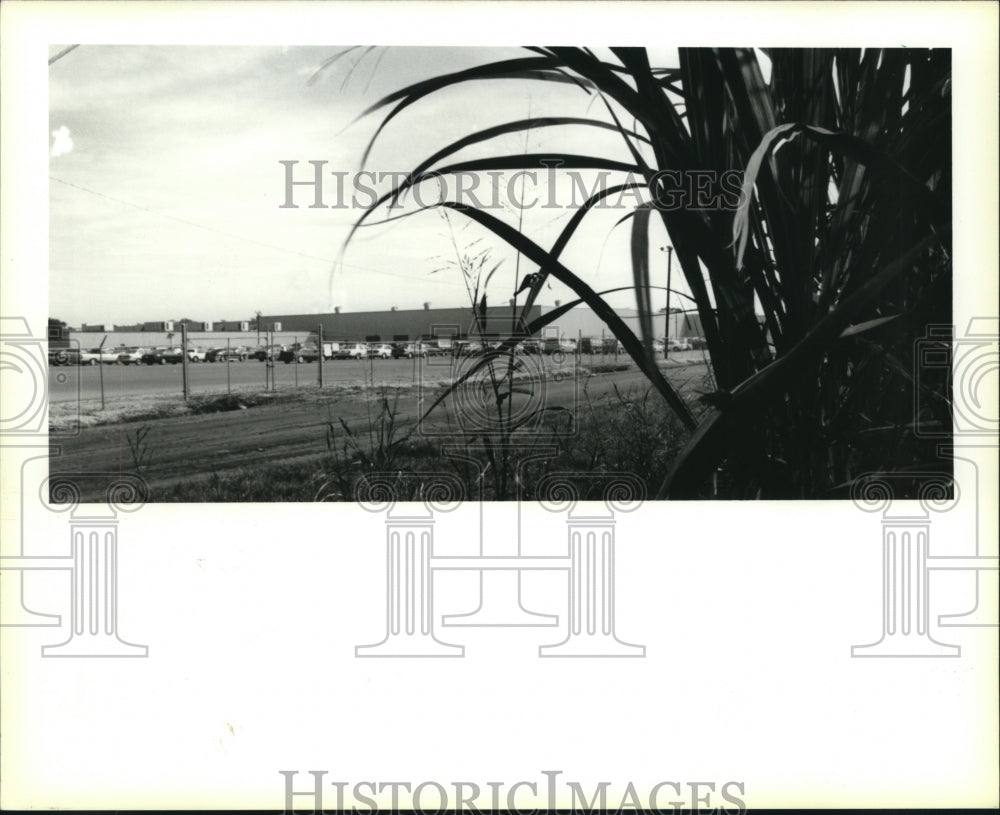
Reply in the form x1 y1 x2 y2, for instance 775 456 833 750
68 304 704 349
260 304 703 343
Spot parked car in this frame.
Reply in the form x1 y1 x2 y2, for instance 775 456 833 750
251 345 284 361
48 348 79 366
213 346 250 362
667 338 692 352
334 343 368 360
394 341 439 359
117 347 149 365
161 347 187 364
141 349 168 365
453 340 483 357
369 343 393 360
186 347 207 363
79 348 120 365
279 344 320 363
206 347 241 362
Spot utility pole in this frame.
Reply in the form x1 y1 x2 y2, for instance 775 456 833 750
256 311 262 346
660 245 673 359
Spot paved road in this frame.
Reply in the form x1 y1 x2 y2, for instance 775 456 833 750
49 351 706 403
49 356 418 403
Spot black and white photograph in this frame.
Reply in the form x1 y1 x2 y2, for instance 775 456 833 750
2 2 997 811
45 39 957 502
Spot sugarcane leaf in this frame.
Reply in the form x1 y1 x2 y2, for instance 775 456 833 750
630 206 655 361
660 228 948 497
306 46 366 87
734 122 948 270
443 202 697 428
342 153 641 251
838 314 899 339
416 268 698 431
405 116 651 189
353 56 590 165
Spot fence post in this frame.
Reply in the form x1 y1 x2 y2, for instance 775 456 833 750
98 334 107 410
180 323 189 401
263 330 269 391
267 327 273 392
317 324 324 388
294 335 299 388
226 337 231 396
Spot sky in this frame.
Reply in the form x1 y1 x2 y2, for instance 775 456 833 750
48 45 688 328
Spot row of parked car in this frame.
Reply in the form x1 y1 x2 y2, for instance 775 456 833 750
48 336 705 366
47 346 252 366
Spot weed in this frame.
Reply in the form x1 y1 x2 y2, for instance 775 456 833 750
124 423 155 476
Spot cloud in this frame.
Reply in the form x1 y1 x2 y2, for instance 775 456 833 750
51 125 74 157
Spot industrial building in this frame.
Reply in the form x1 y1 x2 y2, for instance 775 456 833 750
258 304 702 343
66 304 704 350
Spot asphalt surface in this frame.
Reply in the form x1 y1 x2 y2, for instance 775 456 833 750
48 352 705 403
49 355 420 403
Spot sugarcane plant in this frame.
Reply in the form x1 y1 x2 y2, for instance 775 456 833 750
341 47 952 499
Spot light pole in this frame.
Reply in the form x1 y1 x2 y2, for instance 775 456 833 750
660 245 673 359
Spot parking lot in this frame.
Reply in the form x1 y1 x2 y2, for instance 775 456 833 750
49 350 691 404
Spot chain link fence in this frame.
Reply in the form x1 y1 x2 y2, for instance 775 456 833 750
53 327 670 407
